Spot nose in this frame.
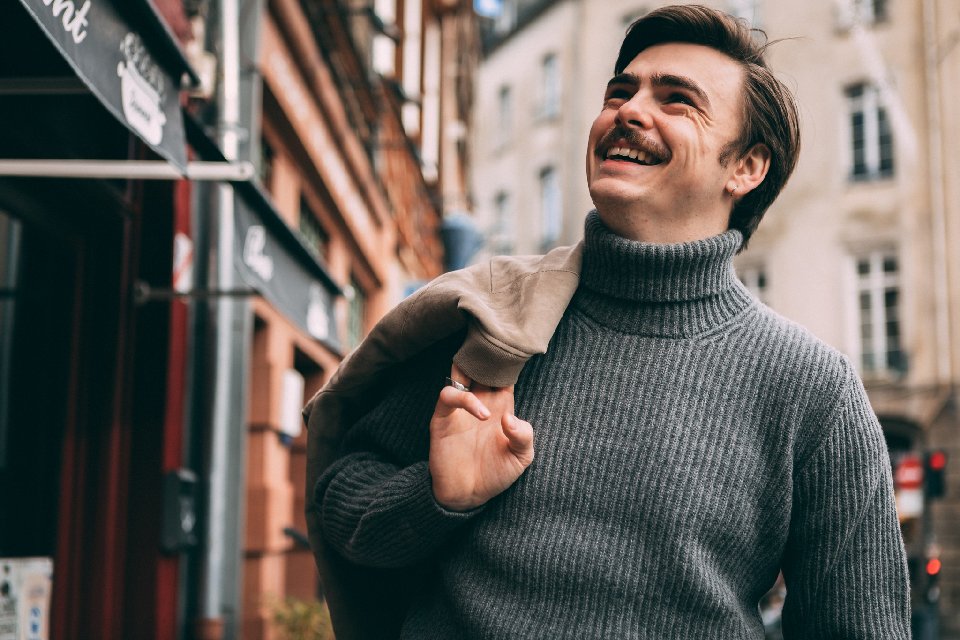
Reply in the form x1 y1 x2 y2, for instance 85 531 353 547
616 92 655 130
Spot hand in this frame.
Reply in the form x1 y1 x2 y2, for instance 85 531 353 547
429 364 535 512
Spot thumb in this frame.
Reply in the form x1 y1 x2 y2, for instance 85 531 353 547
502 414 534 461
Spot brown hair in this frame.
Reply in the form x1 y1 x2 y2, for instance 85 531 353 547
616 5 801 246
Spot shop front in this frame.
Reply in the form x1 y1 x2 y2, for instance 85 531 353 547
0 2 197 637
0 2 341 638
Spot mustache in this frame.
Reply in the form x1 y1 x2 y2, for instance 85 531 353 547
595 126 670 161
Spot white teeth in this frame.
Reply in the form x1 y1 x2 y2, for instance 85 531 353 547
605 145 660 164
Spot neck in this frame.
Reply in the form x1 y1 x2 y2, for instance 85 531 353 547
572 211 754 337
592 203 731 244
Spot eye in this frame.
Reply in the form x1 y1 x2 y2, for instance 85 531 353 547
665 93 695 107
603 87 632 106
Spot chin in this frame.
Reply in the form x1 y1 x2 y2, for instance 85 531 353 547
589 181 646 213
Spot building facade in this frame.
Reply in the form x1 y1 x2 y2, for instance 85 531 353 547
471 0 960 636
239 0 478 637
0 0 477 639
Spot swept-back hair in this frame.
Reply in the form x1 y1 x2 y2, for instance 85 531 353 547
617 5 801 246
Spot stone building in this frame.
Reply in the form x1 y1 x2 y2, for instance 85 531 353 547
471 0 960 635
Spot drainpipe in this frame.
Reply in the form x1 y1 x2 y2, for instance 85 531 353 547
197 0 252 637
562 0 587 244
922 0 952 384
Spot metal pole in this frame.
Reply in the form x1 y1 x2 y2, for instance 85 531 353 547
199 0 251 636
0 160 255 181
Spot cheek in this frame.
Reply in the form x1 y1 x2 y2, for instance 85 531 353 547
586 119 606 168
586 122 603 150
589 109 616 141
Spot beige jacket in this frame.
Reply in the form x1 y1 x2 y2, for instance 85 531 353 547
303 243 584 639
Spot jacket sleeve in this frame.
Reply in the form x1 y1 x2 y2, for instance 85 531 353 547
780 371 911 639
314 338 482 569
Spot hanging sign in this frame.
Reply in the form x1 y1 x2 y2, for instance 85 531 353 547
234 194 341 351
17 0 188 172
894 455 924 520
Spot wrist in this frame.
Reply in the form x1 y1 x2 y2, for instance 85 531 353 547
431 485 484 512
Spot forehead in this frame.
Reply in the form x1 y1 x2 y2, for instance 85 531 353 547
618 42 745 107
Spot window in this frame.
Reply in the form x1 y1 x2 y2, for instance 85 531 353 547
494 0 517 34
0 212 22 469
727 0 760 26
298 197 329 263
539 53 560 118
621 8 649 29
496 85 512 148
490 191 514 255
539 167 561 250
837 0 889 27
739 265 769 305
371 0 397 76
258 136 274 188
854 250 904 375
846 83 894 181
347 275 367 349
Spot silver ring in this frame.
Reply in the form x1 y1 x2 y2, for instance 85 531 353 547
444 376 470 392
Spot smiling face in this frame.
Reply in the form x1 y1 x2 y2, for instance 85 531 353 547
586 42 750 243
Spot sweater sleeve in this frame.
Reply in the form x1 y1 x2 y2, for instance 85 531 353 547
780 370 911 639
314 338 482 569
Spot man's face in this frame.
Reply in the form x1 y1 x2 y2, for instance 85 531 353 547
586 42 747 240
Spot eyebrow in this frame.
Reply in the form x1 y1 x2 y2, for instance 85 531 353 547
606 73 639 90
606 71 711 109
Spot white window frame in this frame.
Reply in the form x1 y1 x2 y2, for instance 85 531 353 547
727 0 760 26
539 53 560 119
539 166 561 250
490 191 514 255
849 250 904 376
496 84 513 149
371 0 397 76
494 0 517 34
846 82 894 181
739 264 769 305
621 8 649 29
837 0 889 28
346 274 367 350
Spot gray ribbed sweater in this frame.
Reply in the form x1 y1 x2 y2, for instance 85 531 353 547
317 212 910 639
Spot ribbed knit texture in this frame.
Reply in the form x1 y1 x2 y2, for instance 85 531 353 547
317 212 910 639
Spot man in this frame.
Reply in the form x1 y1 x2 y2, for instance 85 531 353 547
305 5 910 639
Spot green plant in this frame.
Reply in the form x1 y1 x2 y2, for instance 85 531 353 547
269 596 333 640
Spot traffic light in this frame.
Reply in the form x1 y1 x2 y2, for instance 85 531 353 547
925 450 948 499
926 556 942 604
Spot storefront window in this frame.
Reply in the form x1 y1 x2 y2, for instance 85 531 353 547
347 275 367 349
0 212 22 470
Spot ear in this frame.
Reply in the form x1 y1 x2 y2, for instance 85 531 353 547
726 143 771 197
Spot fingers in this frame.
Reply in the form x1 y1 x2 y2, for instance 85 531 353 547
502 414 534 460
450 363 471 389
436 385 491 421
437 363 489 420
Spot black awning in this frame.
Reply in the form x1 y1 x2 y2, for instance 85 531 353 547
184 113 344 353
17 0 193 172
234 194 341 352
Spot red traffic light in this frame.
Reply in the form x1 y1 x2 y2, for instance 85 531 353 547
926 558 942 576
929 451 947 471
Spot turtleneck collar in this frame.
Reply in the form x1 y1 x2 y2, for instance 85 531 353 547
572 211 754 337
